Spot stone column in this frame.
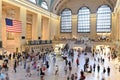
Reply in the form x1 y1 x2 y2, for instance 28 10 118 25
0 0 2 41
20 7 26 51
32 14 37 40
36 14 42 39
0 0 2 49
118 12 120 40
111 13 117 41
90 14 96 39
72 15 77 38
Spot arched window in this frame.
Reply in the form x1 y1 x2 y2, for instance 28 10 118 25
41 1 48 10
97 5 112 33
28 0 37 4
78 7 90 33
61 9 72 32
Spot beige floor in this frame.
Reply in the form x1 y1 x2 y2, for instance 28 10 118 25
1 51 120 80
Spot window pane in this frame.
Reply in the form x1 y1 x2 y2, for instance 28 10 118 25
61 9 72 32
97 5 111 33
41 2 48 10
28 0 36 4
78 7 90 32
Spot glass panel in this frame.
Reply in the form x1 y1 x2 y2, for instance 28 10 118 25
78 7 90 32
41 1 48 10
61 9 72 32
28 0 36 4
97 5 111 33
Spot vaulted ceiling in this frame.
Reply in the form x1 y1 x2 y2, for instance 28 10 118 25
50 0 117 15
3 0 118 15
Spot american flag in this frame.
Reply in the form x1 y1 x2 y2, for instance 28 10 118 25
5 18 22 33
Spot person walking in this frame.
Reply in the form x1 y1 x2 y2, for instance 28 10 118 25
107 66 110 76
67 76 69 80
5 73 9 80
97 64 100 73
80 70 85 80
46 61 49 69
0 65 2 72
26 64 31 77
64 65 67 75
71 74 74 80
55 65 59 75
102 58 105 64
40 67 45 76
76 57 79 67
93 63 96 72
65 59 68 66
90 65 92 73
53 57 56 66
69 65 72 74
24 59 27 69
103 67 106 74
74 73 77 80
68 61 71 67
14 59 17 73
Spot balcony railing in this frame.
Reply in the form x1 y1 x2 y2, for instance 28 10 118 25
26 40 52 45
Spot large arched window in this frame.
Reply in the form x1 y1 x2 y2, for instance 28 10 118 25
97 5 112 33
41 1 48 10
78 7 90 33
61 9 72 32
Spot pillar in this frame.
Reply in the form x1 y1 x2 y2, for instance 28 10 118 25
0 0 2 48
0 0 2 41
36 14 42 39
72 15 77 38
118 12 120 40
90 14 96 39
20 7 26 51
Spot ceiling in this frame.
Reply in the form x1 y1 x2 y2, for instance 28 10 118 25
50 0 118 14
2 0 118 15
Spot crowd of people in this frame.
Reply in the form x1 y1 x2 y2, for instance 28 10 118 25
0 47 54 80
59 45 119 80
0 44 119 80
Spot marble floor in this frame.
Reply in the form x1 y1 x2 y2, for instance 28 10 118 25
0 51 120 80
